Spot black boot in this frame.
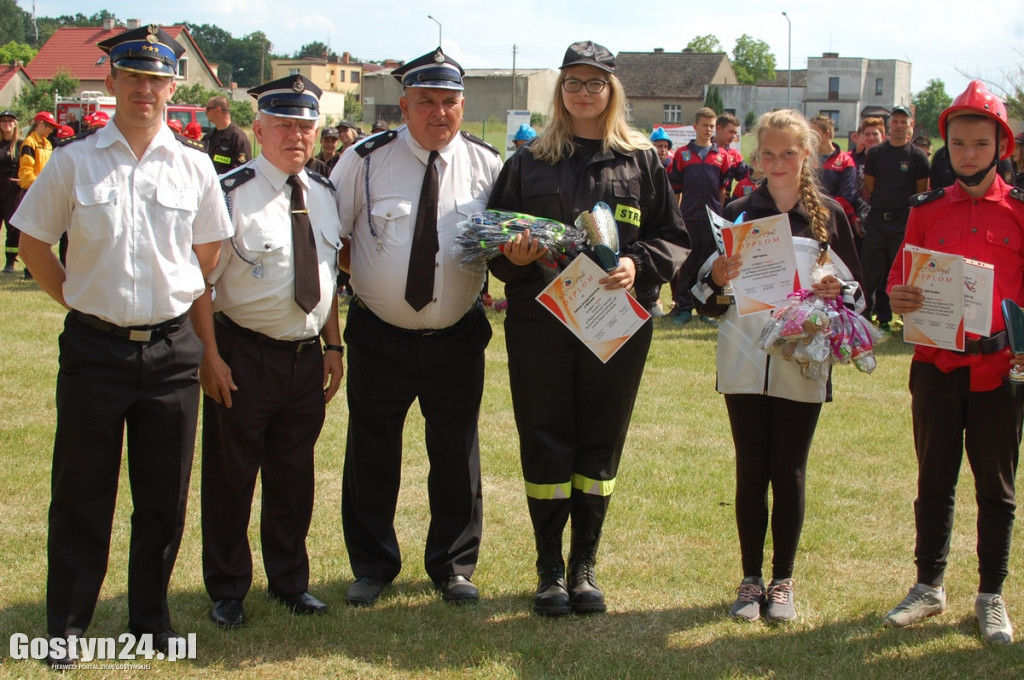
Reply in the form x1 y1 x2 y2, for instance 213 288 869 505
568 492 609 614
533 535 571 616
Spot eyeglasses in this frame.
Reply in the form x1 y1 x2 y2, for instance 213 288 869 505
562 78 608 94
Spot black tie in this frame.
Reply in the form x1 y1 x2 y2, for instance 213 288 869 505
287 175 319 314
405 150 439 311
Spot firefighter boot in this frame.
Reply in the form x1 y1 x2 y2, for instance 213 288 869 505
568 493 608 614
533 535 571 616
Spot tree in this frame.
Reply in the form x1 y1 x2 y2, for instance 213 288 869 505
343 92 362 122
0 0 27 45
912 79 952 136
171 82 220 106
12 70 79 123
731 34 776 85
295 41 334 60
703 86 724 115
0 40 35 64
685 34 722 53
745 110 758 131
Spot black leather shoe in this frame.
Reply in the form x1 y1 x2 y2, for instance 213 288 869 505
270 590 328 615
434 575 479 604
210 598 246 628
345 577 386 607
534 573 572 617
150 629 186 655
45 640 79 671
568 564 606 614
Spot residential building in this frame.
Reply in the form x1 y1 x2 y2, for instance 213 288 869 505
0 62 33 109
270 52 385 99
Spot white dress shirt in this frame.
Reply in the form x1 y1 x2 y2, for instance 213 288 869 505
211 155 342 341
331 125 501 330
13 122 232 326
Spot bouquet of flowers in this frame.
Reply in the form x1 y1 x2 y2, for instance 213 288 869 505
451 210 586 272
758 265 882 380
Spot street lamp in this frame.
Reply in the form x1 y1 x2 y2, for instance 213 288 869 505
427 15 442 49
782 11 792 110
229 67 243 91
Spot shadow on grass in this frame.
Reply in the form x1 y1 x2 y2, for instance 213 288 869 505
4 581 1023 678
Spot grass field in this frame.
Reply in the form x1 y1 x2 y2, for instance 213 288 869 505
1 273 1023 679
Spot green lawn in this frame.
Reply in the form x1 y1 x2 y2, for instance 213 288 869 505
1 275 1022 679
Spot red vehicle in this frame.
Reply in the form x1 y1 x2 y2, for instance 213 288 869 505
56 93 212 134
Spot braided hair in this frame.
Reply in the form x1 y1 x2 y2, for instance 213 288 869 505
753 110 832 265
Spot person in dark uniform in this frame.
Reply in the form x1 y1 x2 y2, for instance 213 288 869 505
487 40 688 616
0 110 21 273
860 104 929 329
193 75 343 629
330 47 502 607
203 95 251 174
885 80 1024 645
12 25 232 667
315 125 342 173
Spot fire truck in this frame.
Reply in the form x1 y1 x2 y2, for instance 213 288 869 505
55 92 212 133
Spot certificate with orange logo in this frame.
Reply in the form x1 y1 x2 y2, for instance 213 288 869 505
721 214 798 317
903 246 965 351
537 254 650 363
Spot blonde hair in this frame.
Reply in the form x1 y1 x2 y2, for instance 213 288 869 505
752 109 831 263
531 70 650 165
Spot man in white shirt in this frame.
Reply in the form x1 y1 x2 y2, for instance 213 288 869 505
330 47 501 607
13 24 232 666
191 75 344 629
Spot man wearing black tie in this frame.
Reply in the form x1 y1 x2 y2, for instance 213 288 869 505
191 75 344 628
330 47 502 606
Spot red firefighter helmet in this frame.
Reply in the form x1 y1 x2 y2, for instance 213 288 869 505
939 80 1014 159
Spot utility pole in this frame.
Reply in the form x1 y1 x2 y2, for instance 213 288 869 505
511 44 518 110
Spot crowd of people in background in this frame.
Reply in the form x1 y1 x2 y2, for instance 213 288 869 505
5 25 1024 671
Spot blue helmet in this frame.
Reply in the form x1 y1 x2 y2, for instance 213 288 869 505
650 126 672 148
514 124 537 142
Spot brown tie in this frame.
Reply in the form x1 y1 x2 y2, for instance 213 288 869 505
287 174 319 314
405 150 439 311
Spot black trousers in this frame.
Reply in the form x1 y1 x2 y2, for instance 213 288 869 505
341 301 490 584
1 183 21 265
47 313 202 637
201 322 326 601
506 315 653 545
909 361 1022 593
671 217 714 312
860 209 906 324
725 393 822 581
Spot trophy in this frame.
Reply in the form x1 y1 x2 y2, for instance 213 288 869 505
1001 298 1024 396
575 202 619 272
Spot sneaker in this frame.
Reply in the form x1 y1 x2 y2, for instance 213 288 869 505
729 576 765 621
765 578 796 623
671 309 693 325
976 593 1014 644
884 583 947 628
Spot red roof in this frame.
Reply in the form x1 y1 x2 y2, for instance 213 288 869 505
0 64 34 90
26 25 221 87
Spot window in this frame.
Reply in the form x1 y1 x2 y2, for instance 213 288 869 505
820 110 840 126
875 78 884 96
338 71 345 82
828 77 839 101
176 57 188 79
664 104 681 124
288 68 300 76
351 71 360 84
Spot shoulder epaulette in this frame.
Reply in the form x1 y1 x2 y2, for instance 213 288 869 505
355 130 398 158
306 169 336 192
1009 187 1024 204
909 188 945 207
174 133 205 152
220 166 256 193
56 127 99 148
461 130 499 155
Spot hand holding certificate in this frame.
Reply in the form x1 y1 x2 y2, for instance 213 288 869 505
901 246 966 351
536 253 650 363
720 213 799 316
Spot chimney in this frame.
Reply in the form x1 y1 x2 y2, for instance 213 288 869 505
103 17 114 31
343 52 351 64
127 19 140 30
822 52 839 59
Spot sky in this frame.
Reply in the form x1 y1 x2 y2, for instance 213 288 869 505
19 0 1024 98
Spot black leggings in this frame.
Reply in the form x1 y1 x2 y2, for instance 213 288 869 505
725 393 822 580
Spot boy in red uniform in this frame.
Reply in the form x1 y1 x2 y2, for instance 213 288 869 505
884 80 1024 645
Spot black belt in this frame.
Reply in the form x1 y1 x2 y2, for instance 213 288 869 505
955 331 1008 356
353 295 474 337
71 310 186 342
214 312 320 353
875 208 910 221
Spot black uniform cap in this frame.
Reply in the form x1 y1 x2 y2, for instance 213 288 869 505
391 48 464 91
97 25 184 76
248 75 322 121
560 41 615 73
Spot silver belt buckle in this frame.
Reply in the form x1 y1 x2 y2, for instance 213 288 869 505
129 329 153 342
